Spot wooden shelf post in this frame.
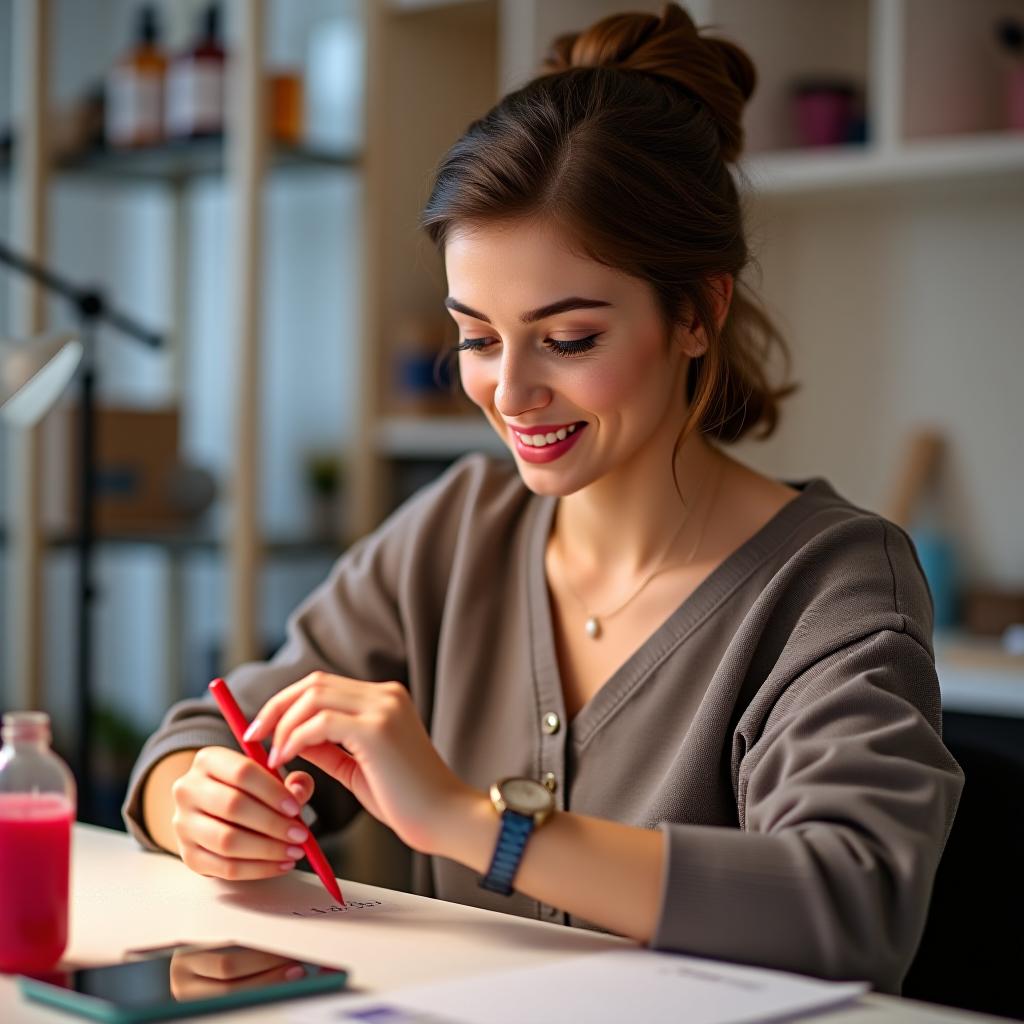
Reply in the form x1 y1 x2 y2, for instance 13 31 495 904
6 0 51 713
226 0 266 670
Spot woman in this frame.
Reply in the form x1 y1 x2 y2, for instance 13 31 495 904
123 3 962 993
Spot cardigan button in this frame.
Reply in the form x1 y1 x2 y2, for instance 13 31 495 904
541 772 557 793
542 712 560 735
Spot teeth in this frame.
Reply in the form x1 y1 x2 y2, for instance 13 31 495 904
515 423 579 448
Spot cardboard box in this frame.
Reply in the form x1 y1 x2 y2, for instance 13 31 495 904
47 403 187 534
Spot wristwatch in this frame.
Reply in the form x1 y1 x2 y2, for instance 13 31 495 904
479 776 555 896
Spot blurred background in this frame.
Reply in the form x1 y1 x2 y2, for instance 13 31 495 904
0 0 1021 888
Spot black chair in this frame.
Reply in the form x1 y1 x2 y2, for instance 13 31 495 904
902 729 1024 1019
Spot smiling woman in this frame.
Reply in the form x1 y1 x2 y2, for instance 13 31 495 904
123 2 962 997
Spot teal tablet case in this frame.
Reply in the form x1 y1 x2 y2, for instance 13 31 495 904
17 966 349 1023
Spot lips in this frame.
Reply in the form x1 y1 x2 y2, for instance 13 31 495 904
509 421 587 464
509 422 580 446
507 422 579 436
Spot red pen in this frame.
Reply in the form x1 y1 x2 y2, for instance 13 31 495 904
208 677 345 906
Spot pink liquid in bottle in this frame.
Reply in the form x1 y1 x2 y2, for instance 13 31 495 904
0 792 73 973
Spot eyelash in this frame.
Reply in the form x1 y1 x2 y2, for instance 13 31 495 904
453 334 600 358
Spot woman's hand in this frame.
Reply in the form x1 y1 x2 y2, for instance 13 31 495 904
244 673 476 855
170 747 316 881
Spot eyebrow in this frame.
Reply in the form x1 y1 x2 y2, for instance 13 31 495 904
444 296 612 325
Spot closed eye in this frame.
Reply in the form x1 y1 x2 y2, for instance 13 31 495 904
453 334 600 358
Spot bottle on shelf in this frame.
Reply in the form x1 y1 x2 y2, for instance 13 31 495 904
269 69 304 145
0 712 77 974
104 3 167 149
165 2 227 141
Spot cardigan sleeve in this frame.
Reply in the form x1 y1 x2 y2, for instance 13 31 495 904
120 454 488 853
649 520 964 994
651 629 962 992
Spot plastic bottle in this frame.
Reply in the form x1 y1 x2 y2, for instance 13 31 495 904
104 4 167 149
0 712 76 974
165 3 227 140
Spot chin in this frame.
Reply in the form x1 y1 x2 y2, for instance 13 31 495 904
512 460 593 498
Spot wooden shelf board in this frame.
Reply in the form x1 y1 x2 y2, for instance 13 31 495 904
0 526 347 556
0 138 361 183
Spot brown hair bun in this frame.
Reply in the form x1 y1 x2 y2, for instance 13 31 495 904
541 2 755 163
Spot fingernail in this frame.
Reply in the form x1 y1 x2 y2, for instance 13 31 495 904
287 826 307 842
268 746 279 767
243 718 261 742
286 845 304 859
281 798 300 816
285 966 305 980
278 860 295 871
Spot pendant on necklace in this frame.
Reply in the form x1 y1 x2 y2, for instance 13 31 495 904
585 616 601 639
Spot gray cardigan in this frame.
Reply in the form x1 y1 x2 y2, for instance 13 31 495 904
122 453 963 993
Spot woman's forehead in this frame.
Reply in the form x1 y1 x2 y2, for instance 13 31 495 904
444 221 634 303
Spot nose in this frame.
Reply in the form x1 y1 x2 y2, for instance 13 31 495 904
493 346 551 420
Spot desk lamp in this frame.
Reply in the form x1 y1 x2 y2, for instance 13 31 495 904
0 331 83 426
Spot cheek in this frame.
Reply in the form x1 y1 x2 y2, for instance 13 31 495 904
457 354 492 408
572 341 669 415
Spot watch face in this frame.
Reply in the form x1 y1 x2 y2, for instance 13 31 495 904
499 778 552 815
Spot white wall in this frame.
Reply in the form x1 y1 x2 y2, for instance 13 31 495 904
734 180 1024 587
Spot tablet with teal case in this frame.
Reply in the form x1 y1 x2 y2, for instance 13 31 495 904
17 943 350 1022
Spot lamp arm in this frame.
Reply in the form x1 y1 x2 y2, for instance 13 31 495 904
0 238 163 349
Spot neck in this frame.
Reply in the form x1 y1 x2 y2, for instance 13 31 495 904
551 419 725 579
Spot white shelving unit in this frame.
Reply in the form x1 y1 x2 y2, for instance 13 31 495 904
3 0 361 716
358 0 1024 543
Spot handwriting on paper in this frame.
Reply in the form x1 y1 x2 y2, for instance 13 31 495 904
291 898 389 917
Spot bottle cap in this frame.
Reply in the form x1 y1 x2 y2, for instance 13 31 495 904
1 711 51 744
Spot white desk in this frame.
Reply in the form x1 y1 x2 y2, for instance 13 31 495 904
0 824 1008 1023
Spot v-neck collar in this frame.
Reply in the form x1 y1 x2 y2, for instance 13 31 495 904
525 476 835 751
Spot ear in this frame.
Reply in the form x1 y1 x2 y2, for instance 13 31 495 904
678 273 735 357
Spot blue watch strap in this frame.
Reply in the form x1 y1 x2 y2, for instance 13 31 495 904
479 810 534 896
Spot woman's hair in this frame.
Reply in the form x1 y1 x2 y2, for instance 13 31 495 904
421 1 798 456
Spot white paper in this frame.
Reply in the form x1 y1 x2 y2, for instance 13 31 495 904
294 948 869 1024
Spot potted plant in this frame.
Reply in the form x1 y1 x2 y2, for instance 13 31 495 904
304 450 345 539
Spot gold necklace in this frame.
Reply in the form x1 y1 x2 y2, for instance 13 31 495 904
558 457 724 640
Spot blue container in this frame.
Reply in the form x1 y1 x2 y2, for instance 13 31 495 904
910 528 958 631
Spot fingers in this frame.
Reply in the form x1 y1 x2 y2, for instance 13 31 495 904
194 746 305 819
272 711 348 768
245 672 370 745
269 685 369 765
268 682 408 768
241 673 330 742
284 770 315 805
180 838 299 881
172 747 314 881
197 785 310 856
295 742 358 782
